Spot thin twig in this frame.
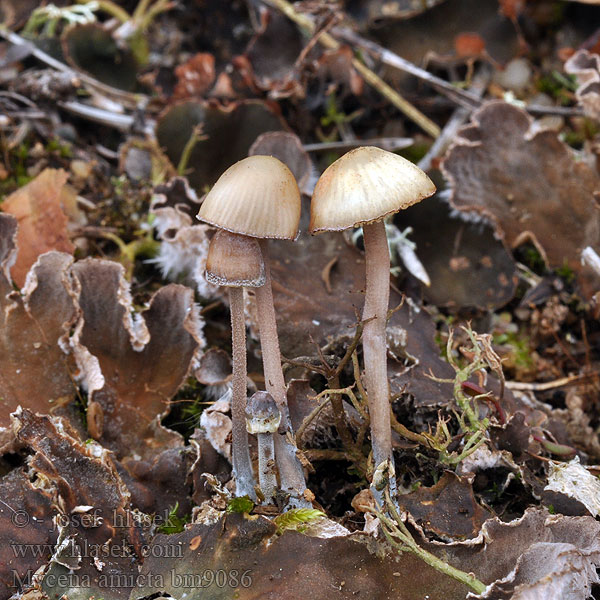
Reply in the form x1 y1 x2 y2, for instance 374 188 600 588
506 372 600 391
334 26 585 118
261 0 440 138
303 137 414 152
0 26 146 109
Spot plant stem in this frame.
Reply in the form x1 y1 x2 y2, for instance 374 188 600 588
362 221 396 503
255 240 309 507
377 509 487 594
229 287 256 500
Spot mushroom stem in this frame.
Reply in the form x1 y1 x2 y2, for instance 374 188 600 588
229 287 257 499
256 431 277 501
362 220 396 500
255 239 310 506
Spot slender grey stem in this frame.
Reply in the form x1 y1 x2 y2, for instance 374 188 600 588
362 221 396 504
255 240 310 507
229 287 257 500
256 432 277 501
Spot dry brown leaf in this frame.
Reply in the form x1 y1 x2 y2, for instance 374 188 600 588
12 409 145 600
2 168 75 287
442 101 600 297
0 467 58 599
133 513 471 599
0 215 79 452
173 52 216 100
398 471 492 541
69 259 205 460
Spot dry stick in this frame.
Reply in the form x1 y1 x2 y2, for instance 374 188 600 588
261 0 440 138
505 372 600 392
0 27 145 110
303 137 414 153
229 287 257 500
335 26 585 118
255 240 310 507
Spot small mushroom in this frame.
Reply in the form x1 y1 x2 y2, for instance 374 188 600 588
310 146 436 502
198 155 309 506
205 229 265 499
246 391 281 503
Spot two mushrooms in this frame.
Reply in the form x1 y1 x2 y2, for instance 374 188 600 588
198 147 435 507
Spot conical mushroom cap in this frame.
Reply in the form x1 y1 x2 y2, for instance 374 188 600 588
198 155 301 240
309 146 436 233
205 229 265 287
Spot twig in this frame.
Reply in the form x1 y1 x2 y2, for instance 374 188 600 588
506 372 600 391
58 100 137 131
303 137 414 152
261 0 440 138
0 26 146 110
368 491 487 595
334 26 482 110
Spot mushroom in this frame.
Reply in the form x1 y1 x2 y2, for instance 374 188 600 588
205 228 266 499
245 391 281 503
310 146 436 502
198 155 309 506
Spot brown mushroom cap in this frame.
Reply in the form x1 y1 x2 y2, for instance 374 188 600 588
197 155 301 240
309 146 436 233
205 229 265 287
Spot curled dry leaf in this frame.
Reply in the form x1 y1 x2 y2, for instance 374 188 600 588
544 456 600 518
155 99 288 191
442 101 600 297
199 393 233 461
12 409 144 600
565 49 600 121
2 168 75 287
195 347 232 386
69 259 205 460
0 215 79 452
150 177 217 297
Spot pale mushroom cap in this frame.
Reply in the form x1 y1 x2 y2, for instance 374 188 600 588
246 391 281 434
198 155 301 240
309 146 436 233
205 229 265 287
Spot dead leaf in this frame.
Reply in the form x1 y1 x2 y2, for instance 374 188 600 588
2 169 75 287
69 259 205 460
0 215 79 452
0 468 58 599
12 409 145 600
155 99 288 191
441 101 600 297
173 53 216 100
398 471 492 541
132 513 471 599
